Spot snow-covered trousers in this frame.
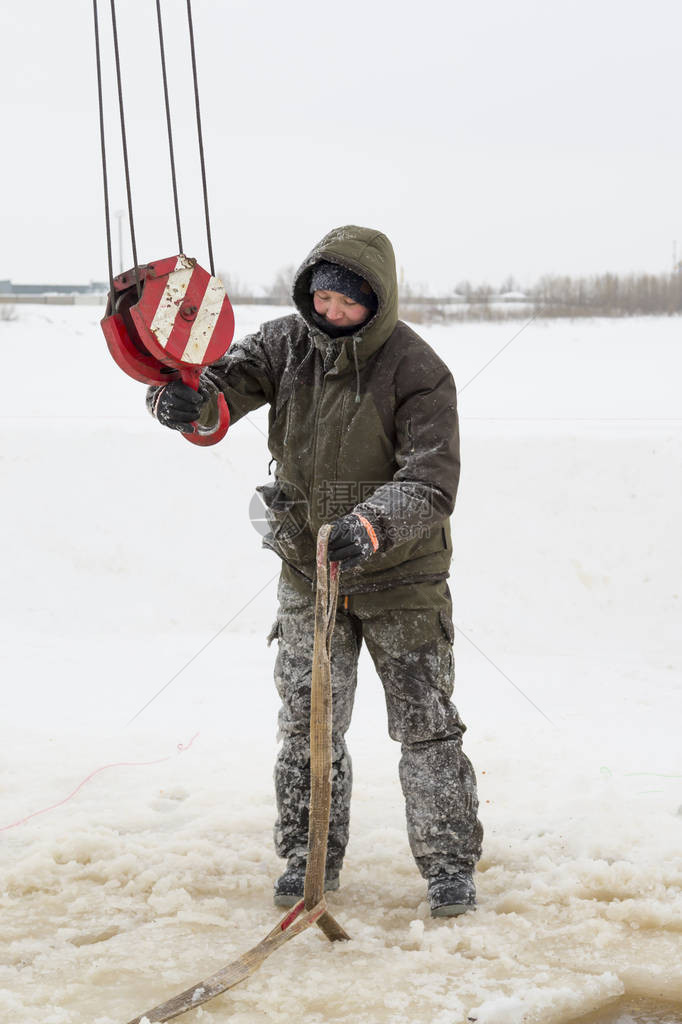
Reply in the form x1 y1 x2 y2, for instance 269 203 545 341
269 575 484 880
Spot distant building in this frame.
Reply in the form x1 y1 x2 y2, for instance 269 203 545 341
0 280 107 295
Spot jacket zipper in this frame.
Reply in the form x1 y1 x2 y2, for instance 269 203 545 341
406 417 414 453
282 341 315 451
309 373 328 515
332 387 351 483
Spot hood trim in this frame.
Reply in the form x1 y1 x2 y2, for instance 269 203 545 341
292 225 399 366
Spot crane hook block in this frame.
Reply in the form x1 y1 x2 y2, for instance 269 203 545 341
101 254 234 446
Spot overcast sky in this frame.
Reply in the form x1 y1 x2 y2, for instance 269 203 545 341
2 0 681 291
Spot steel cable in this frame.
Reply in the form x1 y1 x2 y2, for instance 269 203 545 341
156 0 184 255
95 1 217 289
109 0 141 297
186 0 216 275
92 0 115 297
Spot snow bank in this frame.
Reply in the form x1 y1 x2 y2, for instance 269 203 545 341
0 307 680 1023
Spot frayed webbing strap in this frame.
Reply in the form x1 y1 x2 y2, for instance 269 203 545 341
123 527 349 1024
352 512 379 552
124 898 329 1024
303 526 350 943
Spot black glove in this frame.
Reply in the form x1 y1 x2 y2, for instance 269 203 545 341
328 513 381 569
152 381 206 432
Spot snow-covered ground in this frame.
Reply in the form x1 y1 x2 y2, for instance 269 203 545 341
1 305 680 1024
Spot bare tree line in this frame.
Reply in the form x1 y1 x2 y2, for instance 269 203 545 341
218 265 297 305
216 265 682 321
523 271 682 316
419 271 682 321
3 266 679 323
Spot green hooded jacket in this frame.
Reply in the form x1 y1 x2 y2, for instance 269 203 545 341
155 225 461 601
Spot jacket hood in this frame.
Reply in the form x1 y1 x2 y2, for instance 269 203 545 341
292 225 399 366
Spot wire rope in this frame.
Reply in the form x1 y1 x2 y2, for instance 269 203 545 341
92 0 115 297
155 0 184 255
186 0 216 275
109 0 141 297
94 0 219 289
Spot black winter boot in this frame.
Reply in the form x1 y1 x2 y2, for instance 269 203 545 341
273 858 340 908
427 870 476 917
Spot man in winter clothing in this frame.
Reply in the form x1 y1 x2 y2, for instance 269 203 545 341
148 225 483 916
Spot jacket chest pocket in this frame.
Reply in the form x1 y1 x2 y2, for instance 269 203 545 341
335 392 396 482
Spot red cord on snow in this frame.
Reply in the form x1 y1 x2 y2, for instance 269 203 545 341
0 733 200 833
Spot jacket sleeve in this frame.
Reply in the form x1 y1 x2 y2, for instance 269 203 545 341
145 325 277 432
352 359 460 551
200 326 278 430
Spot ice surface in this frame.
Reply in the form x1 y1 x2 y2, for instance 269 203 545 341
571 996 682 1024
0 306 680 1023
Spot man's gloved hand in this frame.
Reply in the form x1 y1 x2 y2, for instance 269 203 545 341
152 380 207 432
328 512 381 569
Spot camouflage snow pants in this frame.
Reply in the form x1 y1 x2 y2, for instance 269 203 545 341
269 575 484 880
